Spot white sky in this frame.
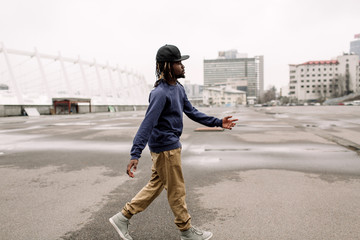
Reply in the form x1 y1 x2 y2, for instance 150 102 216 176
1 0 359 90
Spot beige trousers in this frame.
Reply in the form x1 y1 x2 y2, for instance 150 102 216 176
121 148 191 231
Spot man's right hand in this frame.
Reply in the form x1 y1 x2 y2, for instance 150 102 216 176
127 159 139 178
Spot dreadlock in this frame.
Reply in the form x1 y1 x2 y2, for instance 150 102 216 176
154 61 182 87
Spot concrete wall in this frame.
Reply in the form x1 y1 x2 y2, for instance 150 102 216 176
0 105 51 117
0 105 148 117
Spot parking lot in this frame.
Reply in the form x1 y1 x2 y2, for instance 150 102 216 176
1 105 360 240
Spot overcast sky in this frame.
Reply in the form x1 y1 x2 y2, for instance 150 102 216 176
1 0 359 90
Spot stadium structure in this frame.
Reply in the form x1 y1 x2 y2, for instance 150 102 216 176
0 42 150 116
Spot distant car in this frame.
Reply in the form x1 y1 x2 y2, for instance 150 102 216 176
353 100 360 106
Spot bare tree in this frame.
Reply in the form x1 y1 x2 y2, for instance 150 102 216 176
329 74 351 98
314 82 325 102
261 86 277 103
0 84 9 90
329 77 341 98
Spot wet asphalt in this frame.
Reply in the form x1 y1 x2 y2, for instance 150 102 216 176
1 106 360 240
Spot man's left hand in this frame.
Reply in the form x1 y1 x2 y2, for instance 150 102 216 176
222 116 238 130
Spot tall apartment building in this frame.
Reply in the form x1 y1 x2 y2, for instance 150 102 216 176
350 33 360 56
288 54 360 102
203 50 264 98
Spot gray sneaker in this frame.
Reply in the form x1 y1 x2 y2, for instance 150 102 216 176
109 212 133 240
180 226 213 240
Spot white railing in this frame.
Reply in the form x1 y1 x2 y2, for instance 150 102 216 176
0 42 150 105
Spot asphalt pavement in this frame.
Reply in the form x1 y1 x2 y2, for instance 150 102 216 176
1 106 359 240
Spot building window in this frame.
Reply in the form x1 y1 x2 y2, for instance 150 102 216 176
306 91 310 93
318 80 321 82
323 74 327 76
307 80 310 82
301 86 304 88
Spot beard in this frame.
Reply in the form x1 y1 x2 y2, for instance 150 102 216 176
176 73 185 79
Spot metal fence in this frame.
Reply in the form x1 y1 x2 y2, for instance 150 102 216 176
0 42 150 105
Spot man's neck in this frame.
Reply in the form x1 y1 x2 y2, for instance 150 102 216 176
166 78 177 85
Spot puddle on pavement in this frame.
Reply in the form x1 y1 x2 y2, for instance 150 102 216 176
204 148 251 152
0 125 45 133
273 113 289 118
91 125 137 130
50 122 95 126
236 124 291 128
183 143 360 174
0 137 132 154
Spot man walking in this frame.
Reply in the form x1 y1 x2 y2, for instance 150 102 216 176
109 44 238 240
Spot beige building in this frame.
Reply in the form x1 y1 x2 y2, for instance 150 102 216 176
202 86 246 106
289 54 360 102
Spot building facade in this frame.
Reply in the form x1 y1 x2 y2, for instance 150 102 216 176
203 50 264 99
202 86 246 106
289 54 360 102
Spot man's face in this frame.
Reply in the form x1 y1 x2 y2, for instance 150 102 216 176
173 61 185 79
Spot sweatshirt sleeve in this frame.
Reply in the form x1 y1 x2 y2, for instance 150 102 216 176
130 90 166 160
183 93 222 127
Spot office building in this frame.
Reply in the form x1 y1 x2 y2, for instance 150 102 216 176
288 53 360 102
203 50 264 99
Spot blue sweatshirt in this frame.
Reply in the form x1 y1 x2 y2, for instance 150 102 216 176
130 80 222 160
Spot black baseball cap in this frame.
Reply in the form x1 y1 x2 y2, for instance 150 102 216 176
156 44 190 62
